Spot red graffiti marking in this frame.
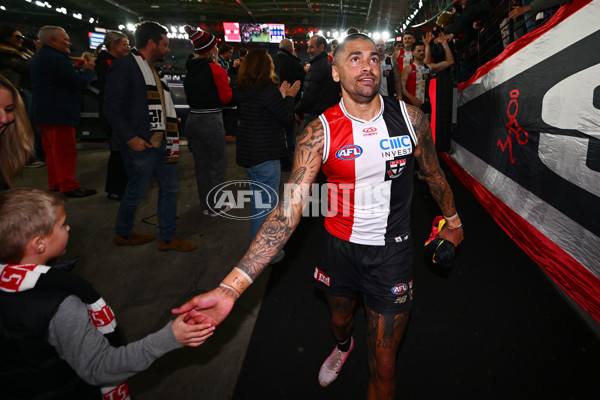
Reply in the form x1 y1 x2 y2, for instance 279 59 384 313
497 89 529 163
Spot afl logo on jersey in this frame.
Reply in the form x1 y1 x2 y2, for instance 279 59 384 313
336 144 363 160
391 283 409 295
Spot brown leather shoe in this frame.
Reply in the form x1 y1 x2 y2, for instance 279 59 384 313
113 231 155 246
158 237 197 252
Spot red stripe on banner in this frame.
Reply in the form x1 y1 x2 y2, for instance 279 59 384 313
429 78 437 144
440 153 600 324
458 0 594 92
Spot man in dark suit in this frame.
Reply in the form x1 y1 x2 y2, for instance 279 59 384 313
31 25 96 197
104 21 196 252
274 38 305 168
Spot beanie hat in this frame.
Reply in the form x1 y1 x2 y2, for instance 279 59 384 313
184 25 217 54
424 216 456 269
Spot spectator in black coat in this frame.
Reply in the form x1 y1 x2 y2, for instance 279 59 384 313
235 48 300 263
274 38 306 168
94 31 130 201
295 35 340 126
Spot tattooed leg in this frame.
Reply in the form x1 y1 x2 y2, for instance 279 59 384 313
325 294 357 342
365 306 410 400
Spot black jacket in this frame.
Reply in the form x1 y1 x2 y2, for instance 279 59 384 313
0 287 99 400
184 57 233 110
235 82 294 167
295 51 340 116
382 56 397 98
274 48 305 102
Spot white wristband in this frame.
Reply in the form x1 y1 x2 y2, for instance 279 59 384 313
219 283 240 298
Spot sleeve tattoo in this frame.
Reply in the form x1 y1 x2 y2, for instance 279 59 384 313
235 121 325 280
408 105 457 217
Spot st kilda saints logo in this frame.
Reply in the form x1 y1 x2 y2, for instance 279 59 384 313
385 157 407 180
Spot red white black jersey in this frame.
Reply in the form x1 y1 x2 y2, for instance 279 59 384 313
320 95 418 246
396 49 413 71
406 63 430 104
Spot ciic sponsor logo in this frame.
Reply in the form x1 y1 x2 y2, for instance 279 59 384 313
336 144 363 160
380 136 412 158
391 282 408 295
380 136 411 150
363 127 378 136
314 267 331 287
206 180 279 220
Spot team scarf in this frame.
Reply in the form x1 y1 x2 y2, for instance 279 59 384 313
130 48 179 161
0 261 130 400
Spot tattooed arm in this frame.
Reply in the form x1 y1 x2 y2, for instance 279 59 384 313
408 104 464 246
172 119 325 325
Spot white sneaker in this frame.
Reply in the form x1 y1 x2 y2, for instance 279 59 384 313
318 337 354 387
269 250 285 264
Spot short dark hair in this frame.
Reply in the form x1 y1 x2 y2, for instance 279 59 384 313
312 35 327 52
134 21 167 49
218 43 233 55
411 41 425 51
333 33 375 66
403 31 416 39
239 47 248 57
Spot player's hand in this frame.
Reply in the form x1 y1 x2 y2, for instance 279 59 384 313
437 225 464 247
171 287 236 326
171 314 215 347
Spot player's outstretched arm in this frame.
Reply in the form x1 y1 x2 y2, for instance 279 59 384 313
408 104 464 246
173 119 325 325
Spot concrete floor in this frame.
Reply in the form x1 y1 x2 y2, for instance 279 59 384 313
16 142 274 400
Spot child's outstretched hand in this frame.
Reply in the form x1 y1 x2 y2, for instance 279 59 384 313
172 314 215 347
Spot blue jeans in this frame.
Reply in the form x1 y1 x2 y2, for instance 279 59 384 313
116 144 178 241
245 160 281 241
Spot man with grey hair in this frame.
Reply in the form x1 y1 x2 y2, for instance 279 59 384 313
295 35 340 126
274 38 305 166
31 26 97 198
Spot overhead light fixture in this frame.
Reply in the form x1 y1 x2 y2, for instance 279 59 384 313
382 31 390 40
118 24 126 30
126 23 135 31
373 32 381 40
150 4 160 8
0 5 5 10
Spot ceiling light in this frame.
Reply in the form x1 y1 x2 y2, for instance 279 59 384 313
318 30 324 36
72 13 82 19
0 5 5 10
126 23 135 31
118 24 125 30
382 31 390 40
150 4 160 8
373 32 381 40
89 17 94 23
